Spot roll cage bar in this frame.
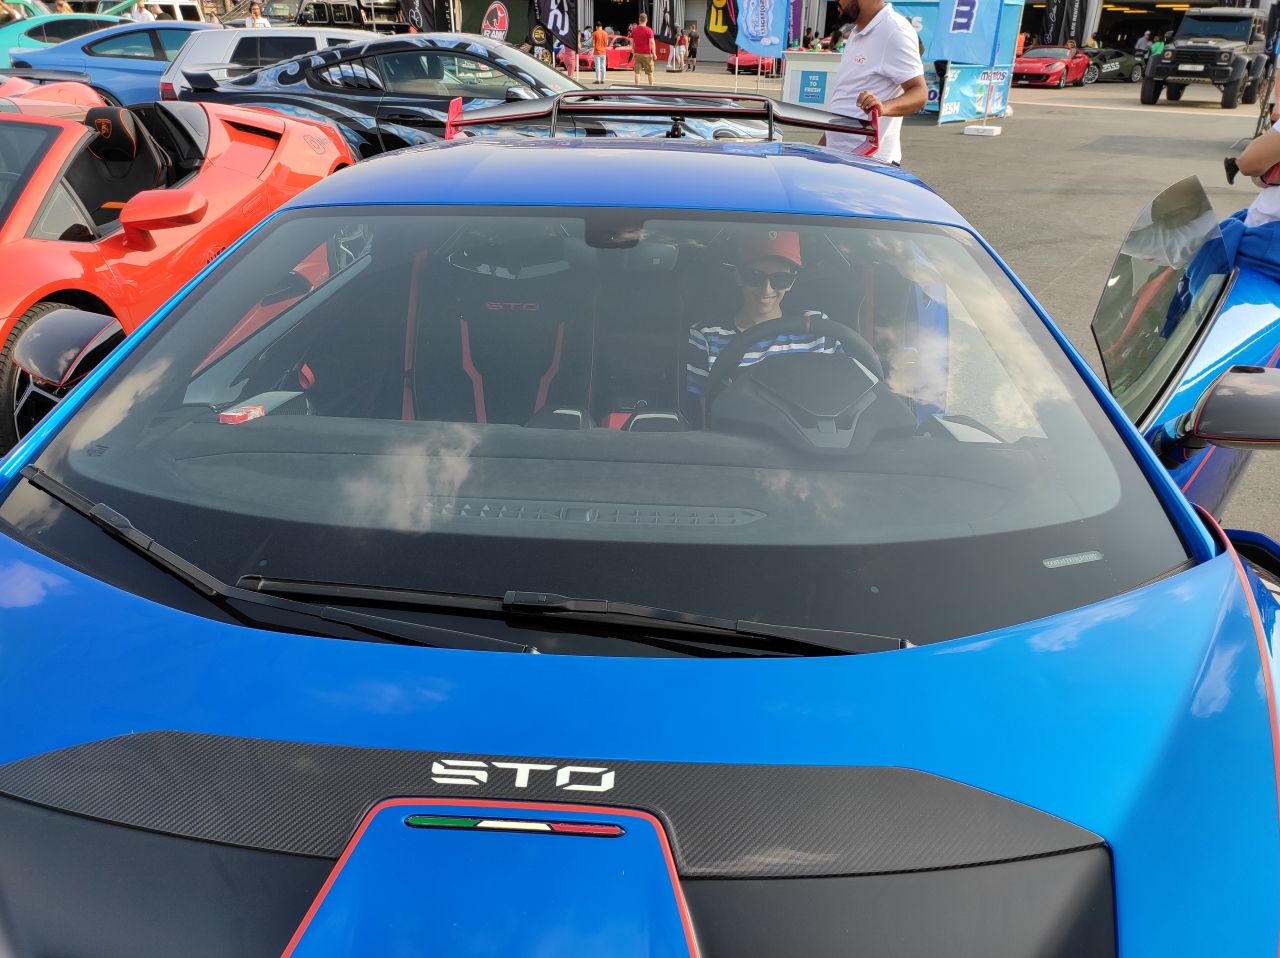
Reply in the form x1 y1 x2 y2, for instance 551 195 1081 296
446 90 881 156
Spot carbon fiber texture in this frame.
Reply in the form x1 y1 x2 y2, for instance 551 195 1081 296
0 731 1101 878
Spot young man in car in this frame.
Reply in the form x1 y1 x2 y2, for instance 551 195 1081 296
686 231 846 401
631 13 656 86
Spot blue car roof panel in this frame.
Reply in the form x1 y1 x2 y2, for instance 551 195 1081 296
287 139 967 226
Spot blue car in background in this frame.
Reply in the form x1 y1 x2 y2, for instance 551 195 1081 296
3 98 1280 956
10 19 214 103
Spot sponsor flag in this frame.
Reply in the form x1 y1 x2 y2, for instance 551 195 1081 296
735 0 786 56
398 0 434 32
705 0 739 54
655 0 678 42
535 0 578 49
926 0 1001 65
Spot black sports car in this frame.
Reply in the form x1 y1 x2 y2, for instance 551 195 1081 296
179 33 581 159
1083 47 1146 84
180 33 772 158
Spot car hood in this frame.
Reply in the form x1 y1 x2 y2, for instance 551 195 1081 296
1171 38 1246 51
0 529 1276 952
1015 56 1064 68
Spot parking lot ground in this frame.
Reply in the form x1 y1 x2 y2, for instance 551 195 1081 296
634 69 1279 538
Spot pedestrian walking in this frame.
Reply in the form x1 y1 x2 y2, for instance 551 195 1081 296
686 25 698 70
676 28 688 70
818 0 926 166
592 21 608 83
667 28 680 70
631 13 655 86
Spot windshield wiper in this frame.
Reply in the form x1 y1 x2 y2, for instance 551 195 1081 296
19 466 530 654
237 576 902 656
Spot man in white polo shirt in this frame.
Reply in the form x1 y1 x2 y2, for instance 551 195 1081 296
819 0 926 166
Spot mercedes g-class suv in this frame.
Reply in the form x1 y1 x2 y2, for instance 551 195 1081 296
1141 6 1268 108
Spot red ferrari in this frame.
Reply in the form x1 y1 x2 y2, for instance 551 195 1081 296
726 51 780 75
560 35 635 73
1012 45 1093 87
0 78 353 449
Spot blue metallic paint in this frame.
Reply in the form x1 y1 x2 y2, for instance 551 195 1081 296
0 527 1274 954
285 800 693 958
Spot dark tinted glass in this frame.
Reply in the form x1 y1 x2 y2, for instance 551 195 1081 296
230 35 260 66
258 34 318 62
10 207 1190 651
155 27 192 58
86 29 156 57
42 16 102 41
0 122 57 230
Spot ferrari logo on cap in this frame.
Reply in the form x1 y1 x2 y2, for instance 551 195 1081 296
94 118 112 138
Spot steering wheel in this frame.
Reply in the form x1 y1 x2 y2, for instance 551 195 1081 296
705 315 883 400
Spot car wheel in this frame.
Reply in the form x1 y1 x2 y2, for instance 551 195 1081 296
1083 64 1099 84
90 87 121 107
1243 77 1260 105
1057 68 1068 88
1166 83 1185 101
1222 77 1243 108
1140 76 1163 103
1128 64 1142 83
0 301 77 454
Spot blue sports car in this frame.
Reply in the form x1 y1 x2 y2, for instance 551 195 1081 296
10 19 214 104
2 106 1280 957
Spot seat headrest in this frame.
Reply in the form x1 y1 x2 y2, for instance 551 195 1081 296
85 107 139 162
425 54 444 80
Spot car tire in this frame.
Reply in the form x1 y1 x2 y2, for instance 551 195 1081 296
0 300 77 455
1222 77 1243 108
1243 77 1260 105
1140 76 1163 103
1166 83 1185 101
1127 65 1142 83
1082 64 1099 84
1057 68 1068 88
90 87 121 107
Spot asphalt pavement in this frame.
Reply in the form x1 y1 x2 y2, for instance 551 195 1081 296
635 68 1279 539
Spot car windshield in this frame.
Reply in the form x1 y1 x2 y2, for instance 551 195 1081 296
1176 15 1253 41
7 206 1189 651
0 122 57 231
1023 47 1071 59
498 42 582 93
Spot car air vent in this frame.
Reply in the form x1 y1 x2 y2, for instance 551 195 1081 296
401 496 766 526
226 120 282 141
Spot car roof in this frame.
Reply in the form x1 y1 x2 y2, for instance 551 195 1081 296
1183 6 1257 15
67 18 213 43
286 138 968 228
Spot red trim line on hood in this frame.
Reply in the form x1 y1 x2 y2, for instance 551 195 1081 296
280 797 701 958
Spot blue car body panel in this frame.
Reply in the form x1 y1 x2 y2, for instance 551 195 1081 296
0 527 1275 955
14 21 212 103
1 139 1278 954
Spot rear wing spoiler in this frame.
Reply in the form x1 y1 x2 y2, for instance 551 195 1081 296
0 68 95 85
447 90 880 154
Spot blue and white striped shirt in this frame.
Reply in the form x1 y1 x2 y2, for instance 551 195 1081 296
686 311 843 397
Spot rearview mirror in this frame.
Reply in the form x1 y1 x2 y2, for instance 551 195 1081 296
119 189 207 250
1185 365 1280 449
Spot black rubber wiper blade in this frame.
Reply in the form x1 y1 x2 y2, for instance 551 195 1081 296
238 575 505 613
20 466 529 654
503 591 902 655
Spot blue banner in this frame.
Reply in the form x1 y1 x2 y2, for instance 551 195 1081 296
735 0 787 56
895 1 940 111
938 64 1011 122
926 0 1002 66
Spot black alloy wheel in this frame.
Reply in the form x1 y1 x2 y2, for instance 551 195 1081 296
0 301 78 454
1222 77 1243 109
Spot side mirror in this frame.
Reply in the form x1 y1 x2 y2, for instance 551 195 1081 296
119 189 207 251
1185 365 1280 449
12 307 124 390
505 86 537 101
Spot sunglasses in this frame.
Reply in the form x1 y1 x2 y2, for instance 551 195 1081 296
735 266 798 290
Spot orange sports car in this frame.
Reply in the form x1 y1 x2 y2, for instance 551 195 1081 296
0 74 353 449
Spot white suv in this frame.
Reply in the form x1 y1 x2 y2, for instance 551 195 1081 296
159 26 368 99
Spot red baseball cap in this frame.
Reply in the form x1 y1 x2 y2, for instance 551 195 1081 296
737 230 802 268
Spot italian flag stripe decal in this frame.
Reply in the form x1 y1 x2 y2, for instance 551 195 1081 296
404 814 624 837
